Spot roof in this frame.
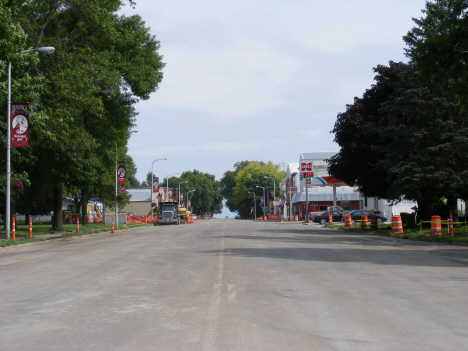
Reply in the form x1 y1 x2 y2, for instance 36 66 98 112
127 188 152 202
300 152 337 161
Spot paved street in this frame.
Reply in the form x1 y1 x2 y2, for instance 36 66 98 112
1 220 468 350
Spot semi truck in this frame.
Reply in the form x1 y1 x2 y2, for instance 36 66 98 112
157 201 191 225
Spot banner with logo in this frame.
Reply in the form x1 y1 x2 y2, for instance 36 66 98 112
11 102 29 148
260 196 264 206
270 189 274 200
152 177 159 193
168 187 173 201
118 187 126 194
117 162 126 184
179 192 183 204
188 200 191 209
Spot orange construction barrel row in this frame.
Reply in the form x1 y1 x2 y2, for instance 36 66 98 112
431 215 441 235
344 215 352 227
392 215 403 234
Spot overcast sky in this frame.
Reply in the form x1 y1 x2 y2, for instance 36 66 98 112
119 0 428 215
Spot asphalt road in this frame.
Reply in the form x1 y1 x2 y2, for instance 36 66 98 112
1 220 468 351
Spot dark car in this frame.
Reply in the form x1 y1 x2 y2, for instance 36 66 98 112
313 211 344 225
347 210 387 223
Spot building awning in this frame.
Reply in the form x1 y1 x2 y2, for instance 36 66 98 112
291 190 359 204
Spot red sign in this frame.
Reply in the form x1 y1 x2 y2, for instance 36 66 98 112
168 187 173 201
117 162 126 184
260 197 264 206
118 187 126 194
188 200 191 209
301 162 312 172
321 176 343 184
179 192 183 204
270 189 274 200
11 102 29 148
152 177 159 193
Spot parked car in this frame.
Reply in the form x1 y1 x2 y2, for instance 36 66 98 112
192 214 197 220
347 210 387 223
313 211 345 225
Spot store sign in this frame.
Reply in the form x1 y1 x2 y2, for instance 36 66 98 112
117 162 126 184
300 162 312 172
11 102 29 148
300 172 314 179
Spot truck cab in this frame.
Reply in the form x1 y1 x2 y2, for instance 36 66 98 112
159 201 179 225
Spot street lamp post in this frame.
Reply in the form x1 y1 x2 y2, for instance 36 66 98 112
6 46 54 239
115 130 138 228
248 191 256 220
256 185 265 218
150 158 167 222
178 181 188 207
264 176 276 214
187 189 195 212
166 173 178 201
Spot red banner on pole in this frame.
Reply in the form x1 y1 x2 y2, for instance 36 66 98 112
117 162 126 184
11 102 29 148
260 197 264 206
179 192 184 204
118 187 126 194
152 177 159 193
168 187 173 201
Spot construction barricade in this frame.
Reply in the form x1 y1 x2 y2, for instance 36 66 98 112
431 215 442 235
344 215 352 227
294 215 298 222
392 215 403 234
361 215 368 229
329 212 333 224
370 215 378 229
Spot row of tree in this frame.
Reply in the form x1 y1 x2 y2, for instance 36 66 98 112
0 0 165 229
328 0 468 221
221 161 285 219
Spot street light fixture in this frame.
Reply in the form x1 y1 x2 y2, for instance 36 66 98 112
6 46 55 239
264 176 276 214
256 185 265 217
187 190 195 212
166 173 178 201
150 158 167 222
178 181 188 207
248 191 256 220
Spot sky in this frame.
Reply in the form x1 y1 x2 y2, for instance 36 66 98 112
119 0 428 216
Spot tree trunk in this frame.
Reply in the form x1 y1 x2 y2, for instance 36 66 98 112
81 189 88 225
52 182 63 230
416 199 431 223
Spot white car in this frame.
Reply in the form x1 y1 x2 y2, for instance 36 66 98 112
192 214 197 220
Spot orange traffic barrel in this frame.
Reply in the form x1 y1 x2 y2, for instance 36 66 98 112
329 212 333 224
344 215 352 227
294 215 298 222
361 215 368 229
431 215 441 235
370 215 378 229
449 211 453 236
392 215 403 233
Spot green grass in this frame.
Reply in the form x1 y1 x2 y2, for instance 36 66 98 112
0 222 151 247
330 222 468 244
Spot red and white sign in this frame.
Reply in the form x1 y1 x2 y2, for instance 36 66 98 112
11 102 29 148
270 189 274 200
260 197 264 206
117 162 126 184
306 179 312 185
168 187 173 201
300 162 312 172
118 186 126 194
152 177 159 193
179 192 184 204
188 200 191 209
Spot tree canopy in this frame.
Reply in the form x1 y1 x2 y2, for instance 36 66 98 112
221 161 285 218
0 0 165 229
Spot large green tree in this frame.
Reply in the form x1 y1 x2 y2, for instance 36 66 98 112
329 61 468 221
226 161 284 219
2 0 165 229
404 0 468 108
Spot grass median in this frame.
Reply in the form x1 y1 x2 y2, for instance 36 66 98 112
0 222 151 248
329 221 468 244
